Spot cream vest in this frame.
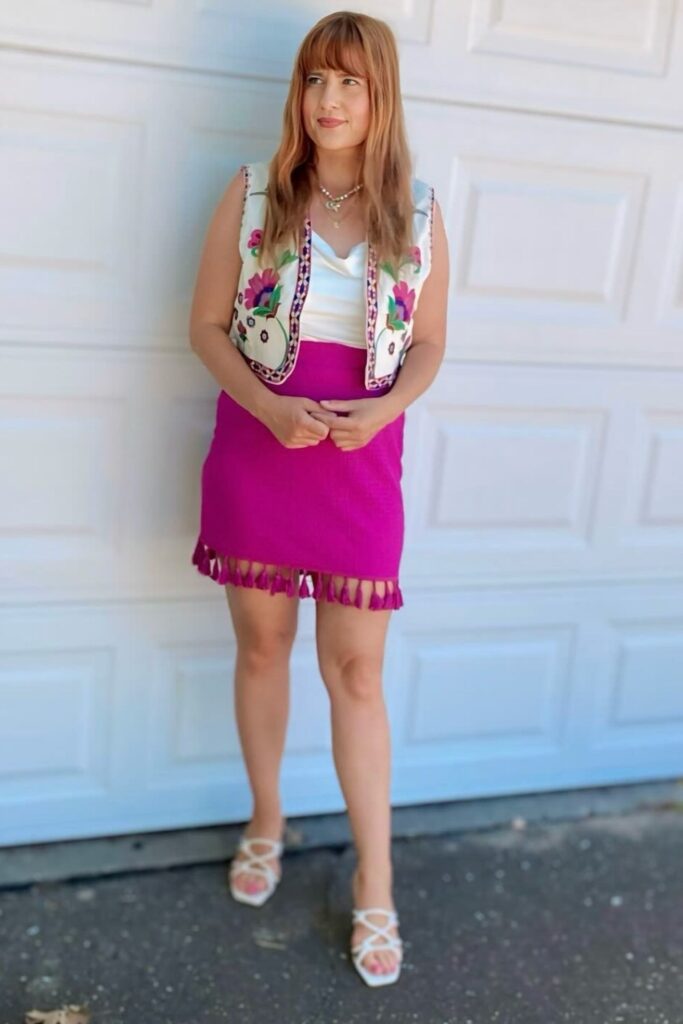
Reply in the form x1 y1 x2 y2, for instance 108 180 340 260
229 160 435 391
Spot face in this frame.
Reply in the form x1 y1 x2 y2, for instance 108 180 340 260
302 66 370 154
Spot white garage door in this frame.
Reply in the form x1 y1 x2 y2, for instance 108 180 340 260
2 1 683 846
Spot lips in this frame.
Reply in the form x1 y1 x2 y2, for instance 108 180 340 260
318 118 345 127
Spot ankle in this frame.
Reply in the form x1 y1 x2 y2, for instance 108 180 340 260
247 810 285 834
354 862 394 888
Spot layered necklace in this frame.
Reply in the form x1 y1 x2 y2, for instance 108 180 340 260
316 178 363 229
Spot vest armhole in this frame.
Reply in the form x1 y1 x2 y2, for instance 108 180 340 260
238 162 251 252
428 185 436 269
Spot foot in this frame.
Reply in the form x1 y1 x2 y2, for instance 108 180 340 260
351 867 402 977
230 816 285 898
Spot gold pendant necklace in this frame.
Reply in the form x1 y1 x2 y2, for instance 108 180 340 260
317 180 363 229
318 194 356 230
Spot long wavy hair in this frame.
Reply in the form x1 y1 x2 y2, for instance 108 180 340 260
256 11 415 271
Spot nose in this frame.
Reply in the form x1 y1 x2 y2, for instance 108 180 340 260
319 80 342 111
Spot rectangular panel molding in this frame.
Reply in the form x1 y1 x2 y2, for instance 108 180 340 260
469 0 675 75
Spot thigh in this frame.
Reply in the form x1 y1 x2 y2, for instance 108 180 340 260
314 573 392 685
224 558 300 651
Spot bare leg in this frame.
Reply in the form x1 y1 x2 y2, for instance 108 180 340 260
315 574 401 976
225 558 298 894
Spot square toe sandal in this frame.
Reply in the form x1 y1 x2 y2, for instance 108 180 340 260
228 834 284 907
350 907 404 987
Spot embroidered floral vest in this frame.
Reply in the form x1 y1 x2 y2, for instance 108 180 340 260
229 160 435 391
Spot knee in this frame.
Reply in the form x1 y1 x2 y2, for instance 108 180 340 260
325 653 383 702
237 625 296 668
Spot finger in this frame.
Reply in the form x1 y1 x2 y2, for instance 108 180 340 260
308 411 340 422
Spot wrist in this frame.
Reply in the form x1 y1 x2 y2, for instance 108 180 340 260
252 388 277 424
380 391 405 420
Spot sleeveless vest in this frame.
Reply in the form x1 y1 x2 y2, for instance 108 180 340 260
229 160 435 391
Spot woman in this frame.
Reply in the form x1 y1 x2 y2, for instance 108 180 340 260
189 11 448 987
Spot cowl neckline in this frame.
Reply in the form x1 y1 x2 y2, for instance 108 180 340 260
311 228 368 263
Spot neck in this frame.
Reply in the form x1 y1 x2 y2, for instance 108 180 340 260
311 149 363 195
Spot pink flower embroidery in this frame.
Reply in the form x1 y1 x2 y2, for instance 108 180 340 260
386 280 416 331
244 268 281 317
247 228 263 252
407 246 422 270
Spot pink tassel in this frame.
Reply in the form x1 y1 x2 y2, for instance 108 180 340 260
192 543 405 612
299 573 311 597
368 582 378 609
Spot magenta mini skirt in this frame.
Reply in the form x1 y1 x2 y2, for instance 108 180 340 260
191 340 406 610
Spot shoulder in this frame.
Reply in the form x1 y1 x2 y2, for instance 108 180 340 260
411 175 434 207
241 159 271 194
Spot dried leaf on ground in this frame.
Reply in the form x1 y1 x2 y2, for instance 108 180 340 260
25 1005 91 1024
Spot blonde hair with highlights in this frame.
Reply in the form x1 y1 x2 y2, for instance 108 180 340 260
256 10 415 271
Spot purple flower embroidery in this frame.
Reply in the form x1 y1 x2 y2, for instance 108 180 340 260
386 280 416 331
244 269 281 318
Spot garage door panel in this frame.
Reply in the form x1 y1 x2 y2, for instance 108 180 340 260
0 346 214 601
1 3 681 128
2 6 682 846
0 57 281 346
3 584 682 846
403 362 683 581
468 0 676 76
411 100 683 366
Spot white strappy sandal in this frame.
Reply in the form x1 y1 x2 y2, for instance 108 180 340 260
228 835 284 907
350 906 404 986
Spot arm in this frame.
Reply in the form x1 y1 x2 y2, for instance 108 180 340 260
188 167 278 424
381 196 450 418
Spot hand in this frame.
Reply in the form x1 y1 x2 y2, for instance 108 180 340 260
307 396 399 451
261 394 331 448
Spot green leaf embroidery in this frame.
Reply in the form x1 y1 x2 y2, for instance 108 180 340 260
386 295 406 332
276 249 298 269
252 283 282 317
379 260 398 283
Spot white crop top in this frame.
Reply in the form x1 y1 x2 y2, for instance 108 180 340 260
298 230 367 348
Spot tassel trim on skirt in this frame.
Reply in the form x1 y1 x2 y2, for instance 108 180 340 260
192 537 404 611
